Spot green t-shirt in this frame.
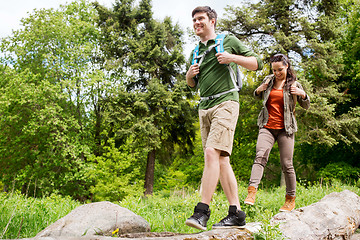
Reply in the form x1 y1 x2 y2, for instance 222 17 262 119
190 34 263 110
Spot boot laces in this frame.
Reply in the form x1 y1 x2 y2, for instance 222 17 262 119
220 213 235 223
192 211 206 220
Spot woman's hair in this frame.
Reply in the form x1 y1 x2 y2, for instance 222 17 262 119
192 6 217 28
270 53 296 89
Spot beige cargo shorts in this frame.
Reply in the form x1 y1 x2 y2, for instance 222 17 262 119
199 100 239 156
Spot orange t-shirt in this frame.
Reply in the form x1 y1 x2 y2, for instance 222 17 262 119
265 88 285 129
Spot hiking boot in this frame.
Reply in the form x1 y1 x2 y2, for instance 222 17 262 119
185 202 210 231
279 195 296 212
212 205 246 229
244 186 257 205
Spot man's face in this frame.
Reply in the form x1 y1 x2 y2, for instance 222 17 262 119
192 12 215 37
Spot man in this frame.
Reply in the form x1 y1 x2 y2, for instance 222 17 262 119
185 6 263 230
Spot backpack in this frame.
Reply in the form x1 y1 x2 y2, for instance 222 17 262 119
192 33 243 101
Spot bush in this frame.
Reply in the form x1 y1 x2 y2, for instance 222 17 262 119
318 161 360 183
86 138 145 202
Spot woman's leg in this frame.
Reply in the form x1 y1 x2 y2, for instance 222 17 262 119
248 128 276 188
277 131 296 196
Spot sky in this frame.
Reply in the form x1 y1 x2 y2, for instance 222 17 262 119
0 0 239 56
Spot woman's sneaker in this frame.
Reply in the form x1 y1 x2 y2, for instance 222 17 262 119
185 202 211 231
212 205 246 229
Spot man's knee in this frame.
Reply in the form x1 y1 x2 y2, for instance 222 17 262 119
204 147 221 161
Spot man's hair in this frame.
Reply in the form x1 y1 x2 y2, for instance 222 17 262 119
192 6 217 28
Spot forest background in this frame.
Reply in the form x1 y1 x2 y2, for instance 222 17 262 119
0 0 359 202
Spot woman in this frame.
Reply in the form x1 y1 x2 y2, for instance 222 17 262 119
244 53 310 211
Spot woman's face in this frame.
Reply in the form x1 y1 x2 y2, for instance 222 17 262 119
271 61 288 81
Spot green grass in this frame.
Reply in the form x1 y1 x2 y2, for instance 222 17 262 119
1 181 359 239
119 181 360 236
0 191 80 239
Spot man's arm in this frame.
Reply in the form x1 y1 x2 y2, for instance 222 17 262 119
215 52 258 71
221 35 263 71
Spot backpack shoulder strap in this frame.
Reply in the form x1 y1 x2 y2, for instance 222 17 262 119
215 33 243 92
192 34 225 65
192 44 200 65
215 33 226 53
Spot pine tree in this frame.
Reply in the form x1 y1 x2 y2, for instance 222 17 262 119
220 0 353 146
219 0 360 179
95 0 197 195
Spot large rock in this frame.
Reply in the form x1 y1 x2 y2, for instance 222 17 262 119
271 190 360 239
28 227 257 240
20 223 261 240
36 201 150 238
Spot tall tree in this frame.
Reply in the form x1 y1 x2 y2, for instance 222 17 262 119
95 0 197 195
0 0 104 198
219 0 360 181
337 0 360 120
220 0 347 145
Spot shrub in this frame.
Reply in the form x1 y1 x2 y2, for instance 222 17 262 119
86 138 144 202
318 162 360 183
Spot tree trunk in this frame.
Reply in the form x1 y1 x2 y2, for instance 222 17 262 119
280 171 286 187
144 149 156 196
93 106 101 157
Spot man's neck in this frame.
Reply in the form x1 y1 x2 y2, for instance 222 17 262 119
200 32 217 43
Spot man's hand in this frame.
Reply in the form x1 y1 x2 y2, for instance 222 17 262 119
186 63 200 87
215 52 234 65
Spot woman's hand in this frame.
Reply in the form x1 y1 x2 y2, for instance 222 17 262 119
255 79 269 95
290 84 306 99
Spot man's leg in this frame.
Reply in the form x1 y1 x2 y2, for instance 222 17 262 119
186 101 239 230
185 147 220 230
219 156 240 209
200 147 221 205
212 155 246 229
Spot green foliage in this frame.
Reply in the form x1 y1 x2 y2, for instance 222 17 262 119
219 0 360 181
318 162 360 182
338 0 360 109
254 210 285 240
95 0 197 195
87 138 145 201
0 192 79 239
157 127 204 190
231 87 259 182
295 140 360 183
0 68 90 198
0 0 102 200
1 0 101 83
